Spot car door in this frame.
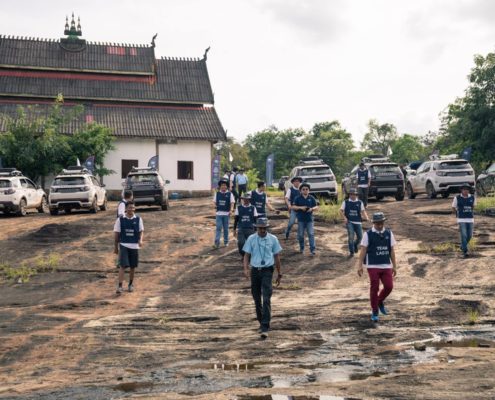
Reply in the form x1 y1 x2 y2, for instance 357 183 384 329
20 178 36 207
27 179 42 206
414 163 428 193
91 177 104 205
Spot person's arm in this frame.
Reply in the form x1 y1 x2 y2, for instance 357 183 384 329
367 170 371 186
361 202 369 221
357 245 367 277
114 232 120 255
285 189 291 209
339 203 348 224
308 197 319 213
390 247 397 277
243 252 251 279
233 215 239 232
230 194 235 213
274 253 282 286
451 197 457 215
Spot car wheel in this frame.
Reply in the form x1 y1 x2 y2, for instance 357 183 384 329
376 195 384 201
161 200 169 210
17 198 27 216
395 192 404 201
100 196 108 211
90 197 98 213
49 208 59 216
426 182 437 199
441 192 450 199
65 208 72 214
406 183 416 199
38 196 49 213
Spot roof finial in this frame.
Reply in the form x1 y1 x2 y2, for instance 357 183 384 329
77 16 82 35
65 15 69 31
203 46 210 60
70 12 76 30
151 33 158 48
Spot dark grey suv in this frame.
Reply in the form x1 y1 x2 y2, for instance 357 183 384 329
124 167 170 210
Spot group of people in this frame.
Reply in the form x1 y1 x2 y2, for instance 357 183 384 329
222 167 249 205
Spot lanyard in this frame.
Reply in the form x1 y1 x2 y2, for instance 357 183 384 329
257 236 267 266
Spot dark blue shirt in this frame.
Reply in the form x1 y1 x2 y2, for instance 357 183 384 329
294 195 317 222
251 190 267 215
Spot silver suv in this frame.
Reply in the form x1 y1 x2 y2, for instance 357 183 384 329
285 157 338 201
0 168 48 216
49 166 108 215
406 156 475 199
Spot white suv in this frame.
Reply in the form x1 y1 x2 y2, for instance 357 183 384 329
406 156 475 199
0 168 48 216
49 166 108 215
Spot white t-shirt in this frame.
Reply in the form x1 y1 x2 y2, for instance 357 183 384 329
361 227 397 269
114 215 144 249
212 191 235 216
452 194 476 224
356 169 371 188
117 201 127 217
340 199 365 224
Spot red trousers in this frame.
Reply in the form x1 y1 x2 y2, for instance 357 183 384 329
367 268 394 313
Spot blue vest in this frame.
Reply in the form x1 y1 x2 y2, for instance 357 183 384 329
119 216 141 244
294 194 317 222
238 205 256 229
456 195 475 219
251 190 267 215
345 200 362 223
357 169 369 185
216 191 231 212
366 229 392 265
117 200 127 217
289 187 300 205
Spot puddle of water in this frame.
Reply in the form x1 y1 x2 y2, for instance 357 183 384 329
429 338 493 348
212 363 256 371
113 381 154 392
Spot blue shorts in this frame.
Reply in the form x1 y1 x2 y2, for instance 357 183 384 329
119 244 139 268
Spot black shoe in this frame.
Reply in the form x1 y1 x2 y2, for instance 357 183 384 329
260 331 268 339
348 252 354 258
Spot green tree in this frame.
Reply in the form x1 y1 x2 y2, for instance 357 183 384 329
361 119 399 155
390 134 427 164
214 136 251 174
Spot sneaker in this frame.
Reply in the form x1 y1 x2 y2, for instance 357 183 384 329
310 251 316 256
128 283 134 293
378 303 388 315
116 285 124 294
260 331 268 339
224 242 229 247
371 311 379 322
348 252 355 258
213 243 220 249
462 252 469 258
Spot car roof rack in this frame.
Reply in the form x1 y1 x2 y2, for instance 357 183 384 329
0 168 23 177
60 166 91 175
298 157 325 165
362 155 390 163
429 154 460 161
129 167 157 173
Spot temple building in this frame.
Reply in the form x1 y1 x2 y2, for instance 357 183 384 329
0 14 226 195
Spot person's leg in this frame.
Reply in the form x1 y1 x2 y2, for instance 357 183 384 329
367 268 380 313
285 210 297 238
260 267 274 332
362 188 369 207
466 223 474 251
307 221 315 253
118 267 125 286
358 188 365 207
459 222 468 254
250 269 263 325
354 224 363 254
214 215 222 246
297 220 305 252
377 268 394 305
222 215 229 245
346 222 355 254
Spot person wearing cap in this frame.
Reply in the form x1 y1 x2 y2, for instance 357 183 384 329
356 162 371 208
292 182 319 255
236 169 249 198
284 176 303 239
242 217 283 339
212 179 235 248
233 192 258 257
452 183 476 258
357 212 397 322
251 181 277 218
340 188 369 257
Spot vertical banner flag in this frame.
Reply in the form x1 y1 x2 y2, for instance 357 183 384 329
76 158 81 166
211 155 221 189
0 157 3 168
266 153 275 187
148 155 159 169
460 146 472 161
84 156 95 175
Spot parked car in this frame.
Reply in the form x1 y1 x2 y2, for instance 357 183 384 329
0 168 48 216
278 176 289 192
284 157 337 202
123 167 170 210
49 166 107 215
476 161 495 196
406 156 475 199
342 156 405 201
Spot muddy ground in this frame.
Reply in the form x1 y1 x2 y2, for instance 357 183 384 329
0 195 494 400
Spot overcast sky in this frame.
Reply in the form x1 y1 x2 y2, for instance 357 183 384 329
1 0 494 146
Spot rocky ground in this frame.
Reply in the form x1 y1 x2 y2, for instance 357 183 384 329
0 194 494 400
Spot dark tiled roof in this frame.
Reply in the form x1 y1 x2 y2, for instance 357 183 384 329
0 35 155 75
0 101 226 141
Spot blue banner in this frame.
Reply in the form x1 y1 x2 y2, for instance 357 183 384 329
84 155 95 174
266 153 275 187
460 146 472 161
148 155 159 169
211 155 221 189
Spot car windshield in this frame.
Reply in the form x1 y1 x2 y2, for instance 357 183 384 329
370 164 400 173
127 174 159 184
438 161 471 170
300 167 331 176
0 180 12 188
53 177 86 186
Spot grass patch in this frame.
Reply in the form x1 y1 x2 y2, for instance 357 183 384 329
266 187 284 197
0 254 60 283
467 307 480 325
475 196 495 213
317 200 342 223
276 282 302 290
415 239 477 254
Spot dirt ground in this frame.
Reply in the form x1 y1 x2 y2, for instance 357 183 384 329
0 194 494 400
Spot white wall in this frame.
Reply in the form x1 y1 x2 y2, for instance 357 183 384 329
103 138 212 192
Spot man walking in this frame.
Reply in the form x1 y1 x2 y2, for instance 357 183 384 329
251 181 277 218
117 190 133 218
357 212 397 322
356 162 371 208
340 188 369 257
452 183 476 258
243 217 282 339
212 179 235 248
233 192 258 258
114 201 144 294
284 176 302 239
292 182 318 255
236 169 249 198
